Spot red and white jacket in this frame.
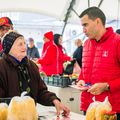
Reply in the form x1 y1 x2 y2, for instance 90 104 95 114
57 45 71 74
38 40 58 76
79 27 120 112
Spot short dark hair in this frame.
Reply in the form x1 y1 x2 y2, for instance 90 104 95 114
79 7 106 26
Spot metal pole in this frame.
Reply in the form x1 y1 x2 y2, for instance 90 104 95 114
62 0 76 35
98 0 104 8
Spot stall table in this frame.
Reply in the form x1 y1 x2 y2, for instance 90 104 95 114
36 104 86 120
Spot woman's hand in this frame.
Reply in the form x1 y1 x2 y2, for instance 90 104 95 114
53 99 70 117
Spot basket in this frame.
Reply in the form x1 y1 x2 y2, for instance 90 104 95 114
42 75 71 88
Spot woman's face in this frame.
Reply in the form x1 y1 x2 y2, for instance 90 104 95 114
9 36 27 61
43 37 50 43
58 36 62 45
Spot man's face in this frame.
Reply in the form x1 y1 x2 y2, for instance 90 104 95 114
80 15 99 39
0 25 12 38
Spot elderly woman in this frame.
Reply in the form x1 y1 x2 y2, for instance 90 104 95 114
0 30 70 116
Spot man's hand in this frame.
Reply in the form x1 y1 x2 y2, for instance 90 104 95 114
87 83 109 95
53 99 70 117
76 80 85 87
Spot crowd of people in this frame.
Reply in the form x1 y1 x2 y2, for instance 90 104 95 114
0 5 120 119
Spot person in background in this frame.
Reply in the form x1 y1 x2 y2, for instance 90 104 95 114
73 39 83 68
27 37 40 61
116 29 120 34
77 7 120 119
0 30 70 117
37 31 58 76
0 17 13 57
54 34 72 75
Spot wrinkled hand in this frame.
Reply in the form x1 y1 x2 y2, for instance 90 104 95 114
53 99 70 117
32 59 37 64
76 80 85 87
87 83 108 95
32 58 38 61
32 59 41 67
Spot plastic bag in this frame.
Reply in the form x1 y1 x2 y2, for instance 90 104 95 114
86 96 112 120
86 97 101 120
7 92 38 120
95 96 112 120
0 103 8 120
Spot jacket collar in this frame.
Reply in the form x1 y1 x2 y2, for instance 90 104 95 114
3 54 29 67
91 27 114 43
99 27 114 43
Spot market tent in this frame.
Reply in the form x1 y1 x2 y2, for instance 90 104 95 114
0 0 120 23
0 0 120 54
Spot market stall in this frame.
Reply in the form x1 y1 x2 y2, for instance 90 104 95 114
36 103 85 120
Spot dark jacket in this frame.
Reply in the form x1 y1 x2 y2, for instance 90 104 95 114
0 54 59 106
27 46 40 59
73 45 83 68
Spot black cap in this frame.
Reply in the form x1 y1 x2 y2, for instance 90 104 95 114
2 31 23 54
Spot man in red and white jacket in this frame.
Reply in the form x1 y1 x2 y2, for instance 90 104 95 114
77 7 120 119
